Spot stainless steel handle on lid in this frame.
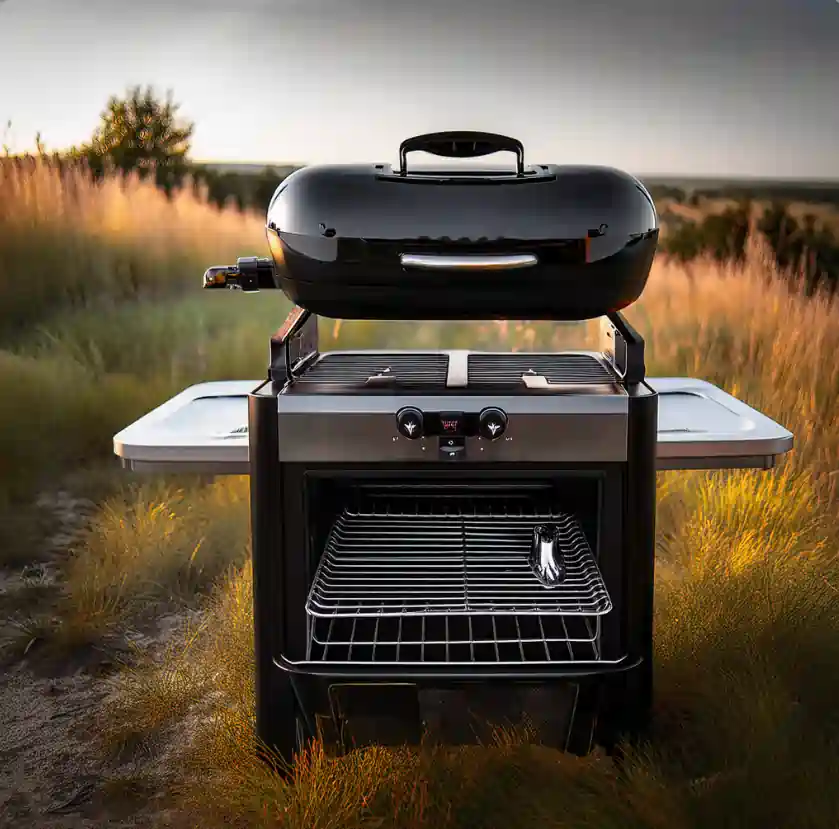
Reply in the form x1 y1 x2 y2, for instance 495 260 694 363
400 253 538 271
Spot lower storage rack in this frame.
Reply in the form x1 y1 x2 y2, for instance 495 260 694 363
308 613 605 665
304 501 615 667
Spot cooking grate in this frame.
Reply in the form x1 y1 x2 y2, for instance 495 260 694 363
292 352 449 390
306 507 611 618
306 613 605 665
467 352 616 389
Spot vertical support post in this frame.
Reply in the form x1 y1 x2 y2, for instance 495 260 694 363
620 384 659 740
249 382 297 764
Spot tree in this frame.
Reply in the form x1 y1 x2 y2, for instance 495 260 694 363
84 85 194 193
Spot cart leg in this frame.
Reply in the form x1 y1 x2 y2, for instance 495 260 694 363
597 661 652 760
255 666 301 774
564 681 602 756
250 386 300 774
606 386 657 757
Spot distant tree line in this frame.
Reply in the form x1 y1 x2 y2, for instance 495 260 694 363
659 201 839 295
73 86 298 211
646 183 839 210
187 164 296 212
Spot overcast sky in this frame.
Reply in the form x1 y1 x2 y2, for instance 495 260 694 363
0 0 837 178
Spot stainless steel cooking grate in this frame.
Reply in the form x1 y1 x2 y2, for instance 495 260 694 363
306 613 606 665
467 352 617 388
293 352 449 390
306 508 611 618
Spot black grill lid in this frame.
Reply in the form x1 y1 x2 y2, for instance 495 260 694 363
265 131 659 322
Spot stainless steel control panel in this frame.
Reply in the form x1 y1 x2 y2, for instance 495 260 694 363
275 394 630 463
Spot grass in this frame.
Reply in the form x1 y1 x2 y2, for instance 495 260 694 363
1 159 839 827
57 476 250 640
90 252 838 827
0 157 265 337
0 158 267 542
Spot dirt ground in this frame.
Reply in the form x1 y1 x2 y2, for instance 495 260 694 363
0 491 182 829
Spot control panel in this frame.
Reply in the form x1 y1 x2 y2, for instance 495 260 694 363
395 406 509 460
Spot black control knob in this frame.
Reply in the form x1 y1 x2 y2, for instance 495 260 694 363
478 407 508 441
396 407 424 439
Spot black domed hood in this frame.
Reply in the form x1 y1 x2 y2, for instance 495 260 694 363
264 131 659 321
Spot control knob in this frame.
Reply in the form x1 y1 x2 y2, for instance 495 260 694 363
396 407 424 439
478 407 508 441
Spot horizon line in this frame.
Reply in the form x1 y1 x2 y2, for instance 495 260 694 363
190 159 839 186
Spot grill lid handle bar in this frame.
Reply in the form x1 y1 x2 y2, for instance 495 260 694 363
398 131 526 177
400 253 538 271
601 311 646 385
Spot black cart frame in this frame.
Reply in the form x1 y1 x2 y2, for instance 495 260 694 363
248 311 657 763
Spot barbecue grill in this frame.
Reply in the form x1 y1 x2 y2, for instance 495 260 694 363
113 132 794 763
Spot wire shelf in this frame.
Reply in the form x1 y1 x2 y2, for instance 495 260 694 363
306 507 612 618
306 613 606 665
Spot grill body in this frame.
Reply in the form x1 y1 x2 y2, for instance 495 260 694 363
250 342 658 758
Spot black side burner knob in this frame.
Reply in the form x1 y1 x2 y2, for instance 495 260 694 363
478 407 508 440
396 407 424 439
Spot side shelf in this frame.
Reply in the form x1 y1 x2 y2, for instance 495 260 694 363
647 377 794 471
112 377 794 474
112 381 256 474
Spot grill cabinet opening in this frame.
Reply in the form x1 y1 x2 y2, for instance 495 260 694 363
302 482 616 667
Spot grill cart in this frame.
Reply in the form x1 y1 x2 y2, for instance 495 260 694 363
113 132 793 763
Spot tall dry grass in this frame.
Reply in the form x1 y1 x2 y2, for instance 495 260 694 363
91 247 839 827
0 158 265 336
0 160 268 514
2 158 839 826
54 476 250 644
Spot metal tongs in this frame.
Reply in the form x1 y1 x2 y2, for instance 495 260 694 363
530 524 567 588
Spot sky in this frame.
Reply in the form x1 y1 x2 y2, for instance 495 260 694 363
0 0 837 179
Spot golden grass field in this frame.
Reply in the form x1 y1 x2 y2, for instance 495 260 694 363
1 160 838 828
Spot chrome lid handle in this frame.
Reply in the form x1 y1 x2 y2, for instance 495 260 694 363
400 253 538 272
